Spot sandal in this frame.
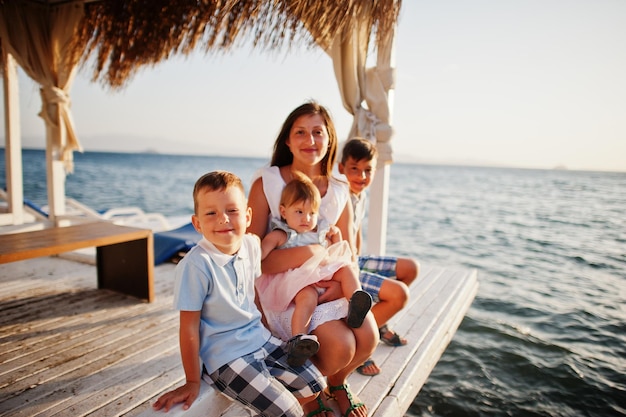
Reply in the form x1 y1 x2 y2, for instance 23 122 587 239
356 358 380 376
379 324 407 346
346 290 372 328
305 395 333 417
328 383 366 417
286 334 320 367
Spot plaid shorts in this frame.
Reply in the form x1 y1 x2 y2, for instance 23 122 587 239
207 336 326 417
358 255 398 303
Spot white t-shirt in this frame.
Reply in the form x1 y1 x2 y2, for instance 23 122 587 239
254 166 349 227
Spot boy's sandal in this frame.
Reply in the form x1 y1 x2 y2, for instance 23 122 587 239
356 358 380 376
328 383 366 417
286 334 320 367
305 395 333 417
379 324 407 347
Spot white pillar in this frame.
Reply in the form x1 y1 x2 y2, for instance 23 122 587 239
2 49 24 226
366 162 390 255
365 26 396 256
45 126 67 224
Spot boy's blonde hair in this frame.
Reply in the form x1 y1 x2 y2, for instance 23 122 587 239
193 170 245 213
341 137 378 164
280 172 321 213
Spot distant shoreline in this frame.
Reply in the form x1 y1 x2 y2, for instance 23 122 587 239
3 147 625 174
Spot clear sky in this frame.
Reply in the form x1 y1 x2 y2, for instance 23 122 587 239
3 0 625 172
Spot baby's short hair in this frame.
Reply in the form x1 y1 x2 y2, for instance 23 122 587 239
341 137 378 164
193 170 244 213
280 172 321 213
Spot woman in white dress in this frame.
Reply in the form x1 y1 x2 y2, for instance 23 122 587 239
248 101 378 417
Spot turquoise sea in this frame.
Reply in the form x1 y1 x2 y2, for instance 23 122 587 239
2 149 625 416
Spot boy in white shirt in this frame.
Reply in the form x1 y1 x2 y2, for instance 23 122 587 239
339 138 420 376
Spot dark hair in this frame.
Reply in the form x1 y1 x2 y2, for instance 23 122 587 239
270 101 338 178
280 172 321 212
193 170 244 213
341 137 378 165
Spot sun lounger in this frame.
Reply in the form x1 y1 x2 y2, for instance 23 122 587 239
1 189 171 231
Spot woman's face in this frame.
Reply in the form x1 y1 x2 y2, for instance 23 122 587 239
286 114 329 167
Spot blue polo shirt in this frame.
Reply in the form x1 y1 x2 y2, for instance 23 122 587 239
173 234 271 374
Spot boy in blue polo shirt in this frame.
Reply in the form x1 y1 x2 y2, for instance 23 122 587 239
152 171 326 416
339 138 420 376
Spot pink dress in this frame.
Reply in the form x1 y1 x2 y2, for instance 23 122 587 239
255 219 353 312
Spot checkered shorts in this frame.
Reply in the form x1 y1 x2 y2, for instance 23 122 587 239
206 336 326 417
358 255 398 303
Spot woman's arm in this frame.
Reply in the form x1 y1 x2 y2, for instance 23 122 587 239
247 177 271 239
355 225 362 255
335 200 357 260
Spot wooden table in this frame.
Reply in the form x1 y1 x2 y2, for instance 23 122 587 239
0 222 154 302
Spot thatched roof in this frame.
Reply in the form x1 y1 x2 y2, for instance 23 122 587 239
2 0 402 239
1 0 402 89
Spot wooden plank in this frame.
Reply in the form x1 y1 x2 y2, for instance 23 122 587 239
9 337 180 416
0 285 179 415
0 259 175 408
0 294 168 389
0 290 137 379
0 257 95 302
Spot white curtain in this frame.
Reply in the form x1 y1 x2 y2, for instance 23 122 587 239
327 20 396 163
0 2 84 172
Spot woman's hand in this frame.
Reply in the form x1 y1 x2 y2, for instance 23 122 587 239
316 280 343 304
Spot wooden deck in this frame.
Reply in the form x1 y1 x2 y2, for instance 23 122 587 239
0 255 477 417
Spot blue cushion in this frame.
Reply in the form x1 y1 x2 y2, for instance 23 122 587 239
153 222 200 265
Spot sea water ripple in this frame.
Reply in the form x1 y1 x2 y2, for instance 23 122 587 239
2 150 625 416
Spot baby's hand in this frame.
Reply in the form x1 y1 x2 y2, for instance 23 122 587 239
153 381 201 412
326 225 342 245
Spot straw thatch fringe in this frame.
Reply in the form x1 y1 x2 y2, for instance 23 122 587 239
1 0 401 89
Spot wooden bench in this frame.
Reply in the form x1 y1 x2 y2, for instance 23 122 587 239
0 221 155 302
